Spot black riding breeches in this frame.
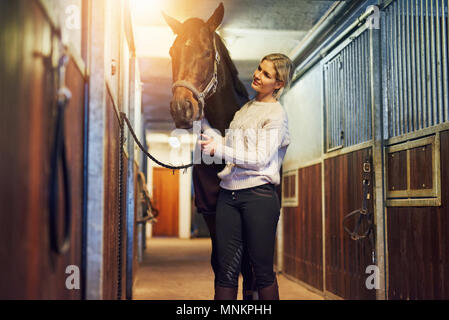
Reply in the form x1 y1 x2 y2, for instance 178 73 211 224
215 183 280 289
202 214 254 290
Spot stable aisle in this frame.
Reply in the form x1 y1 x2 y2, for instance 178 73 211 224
133 237 323 300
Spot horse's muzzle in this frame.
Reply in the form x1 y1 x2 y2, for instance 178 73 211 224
170 102 192 128
170 97 201 128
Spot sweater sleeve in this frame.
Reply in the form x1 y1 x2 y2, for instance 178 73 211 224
201 118 224 140
214 113 289 171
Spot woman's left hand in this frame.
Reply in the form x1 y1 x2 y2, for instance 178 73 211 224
198 134 216 156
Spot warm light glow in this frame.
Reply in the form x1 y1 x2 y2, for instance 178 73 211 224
134 26 176 58
129 0 177 58
168 136 181 149
130 0 163 17
130 0 176 26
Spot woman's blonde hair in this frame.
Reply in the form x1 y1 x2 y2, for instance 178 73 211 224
261 53 294 100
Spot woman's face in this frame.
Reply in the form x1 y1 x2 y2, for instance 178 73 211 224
251 59 283 96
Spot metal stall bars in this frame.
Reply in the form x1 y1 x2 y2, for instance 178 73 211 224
383 0 448 138
320 5 384 300
380 0 449 299
323 24 373 153
381 0 448 206
289 3 383 299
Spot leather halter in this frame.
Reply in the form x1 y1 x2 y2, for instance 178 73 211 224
172 35 220 121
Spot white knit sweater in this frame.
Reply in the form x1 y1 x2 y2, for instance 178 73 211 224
201 99 290 190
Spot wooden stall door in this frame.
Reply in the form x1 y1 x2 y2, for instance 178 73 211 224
387 130 449 299
152 168 179 237
0 0 85 299
324 148 376 300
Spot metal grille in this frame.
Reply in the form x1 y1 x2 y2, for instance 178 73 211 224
383 0 449 137
324 29 372 152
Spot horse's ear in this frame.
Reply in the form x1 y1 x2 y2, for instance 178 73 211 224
206 2 224 33
162 11 182 35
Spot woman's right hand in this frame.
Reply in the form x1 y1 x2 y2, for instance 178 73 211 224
198 134 216 156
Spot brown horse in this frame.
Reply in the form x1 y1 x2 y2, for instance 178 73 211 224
163 3 256 299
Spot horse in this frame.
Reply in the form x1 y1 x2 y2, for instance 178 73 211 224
163 3 256 299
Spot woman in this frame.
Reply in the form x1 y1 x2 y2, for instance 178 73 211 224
199 53 293 300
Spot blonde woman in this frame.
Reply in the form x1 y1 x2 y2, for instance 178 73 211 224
199 53 293 300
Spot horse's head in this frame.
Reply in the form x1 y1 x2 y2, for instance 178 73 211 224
163 3 224 129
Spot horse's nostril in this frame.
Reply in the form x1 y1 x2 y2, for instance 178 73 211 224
176 101 184 114
185 100 193 119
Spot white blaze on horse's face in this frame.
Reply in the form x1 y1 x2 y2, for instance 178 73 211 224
163 3 224 129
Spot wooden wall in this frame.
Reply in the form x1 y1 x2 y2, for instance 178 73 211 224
103 90 128 300
283 163 323 291
0 0 85 299
387 130 449 299
133 161 139 288
324 148 376 300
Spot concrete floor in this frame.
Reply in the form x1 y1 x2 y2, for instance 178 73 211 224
133 237 323 300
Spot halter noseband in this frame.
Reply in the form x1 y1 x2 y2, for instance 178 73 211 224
172 35 220 121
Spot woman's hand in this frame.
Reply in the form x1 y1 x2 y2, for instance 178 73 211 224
198 134 216 156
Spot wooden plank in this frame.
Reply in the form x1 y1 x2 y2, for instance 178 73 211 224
133 162 139 287
324 147 376 299
103 89 127 299
387 150 407 191
387 129 449 299
0 0 85 299
409 144 433 190
282 207 295 276
283 164 323 291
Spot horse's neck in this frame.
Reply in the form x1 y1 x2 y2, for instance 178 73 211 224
205 55 249 136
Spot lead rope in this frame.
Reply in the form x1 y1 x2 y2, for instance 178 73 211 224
120 112 194 173
116 113 194 299
117 112 125 300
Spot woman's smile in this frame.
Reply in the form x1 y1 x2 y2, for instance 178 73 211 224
252 78 261 86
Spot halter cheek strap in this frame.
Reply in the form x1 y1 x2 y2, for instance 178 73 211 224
172 35 220 121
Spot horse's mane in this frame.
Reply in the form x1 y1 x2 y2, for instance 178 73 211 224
214 33 249 103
